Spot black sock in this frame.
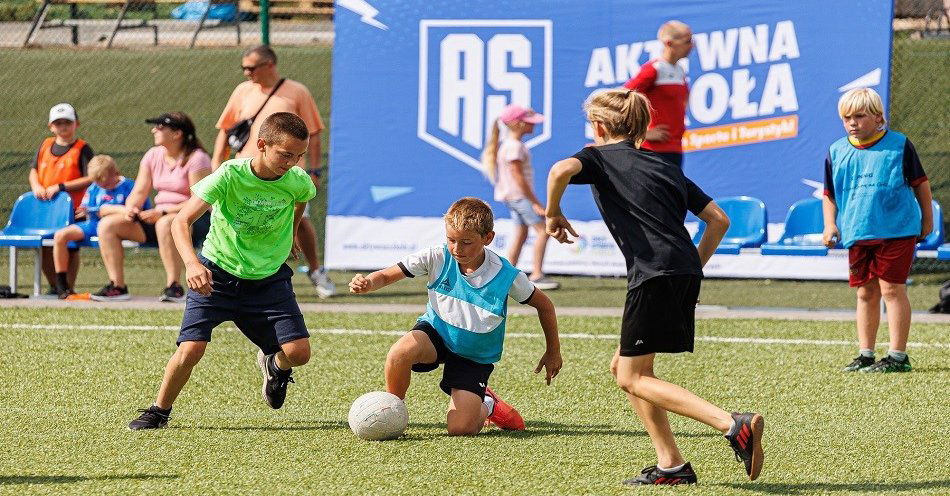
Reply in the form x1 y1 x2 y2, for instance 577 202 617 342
268 354 290 376
55 272 69 292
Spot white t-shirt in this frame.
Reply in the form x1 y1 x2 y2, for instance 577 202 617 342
493 139 532 202
398 245 536 304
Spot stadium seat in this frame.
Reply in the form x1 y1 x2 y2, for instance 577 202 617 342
0 192 74 295
760 197 829 256
916 200 944 250
938 244 950 260
693 196 768 254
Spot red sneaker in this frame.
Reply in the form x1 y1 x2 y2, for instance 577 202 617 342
484 387 525 431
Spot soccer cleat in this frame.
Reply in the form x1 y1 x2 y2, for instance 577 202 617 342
308 267 337 298
128 405 171 430
257 350 294 409
529 277 560 291
90 282 130 301
725 412 765 481
484 387 525 431
159 282 186 303
622 463 698 486
860 355 912 373
843 355 876 372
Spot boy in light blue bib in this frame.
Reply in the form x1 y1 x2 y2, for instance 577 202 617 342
349 197 562 435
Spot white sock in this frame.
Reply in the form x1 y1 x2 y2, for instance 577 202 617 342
482 394 495 417
859 348 875 358
658 463 686 473
726 418 739 436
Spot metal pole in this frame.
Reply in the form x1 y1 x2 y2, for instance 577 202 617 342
260 0 270 45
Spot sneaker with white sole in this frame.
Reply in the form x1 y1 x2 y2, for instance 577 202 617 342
90 282 130 301
308 267 336 298
530 277 560 291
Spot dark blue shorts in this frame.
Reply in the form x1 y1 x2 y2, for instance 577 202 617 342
177 254 309 354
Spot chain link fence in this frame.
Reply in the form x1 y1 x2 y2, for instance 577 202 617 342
0 5 947 275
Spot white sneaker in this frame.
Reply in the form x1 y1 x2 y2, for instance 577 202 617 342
530 277 560 290
308 267 336 298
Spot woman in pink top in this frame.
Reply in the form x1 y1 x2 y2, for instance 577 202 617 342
93 112 211 302
481 104 558 290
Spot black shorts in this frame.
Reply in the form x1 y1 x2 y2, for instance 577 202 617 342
620 275 701 357
410 321 494 399
177 254 309 354
137 210 211 247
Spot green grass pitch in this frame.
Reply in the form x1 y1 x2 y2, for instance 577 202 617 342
1 307 948 494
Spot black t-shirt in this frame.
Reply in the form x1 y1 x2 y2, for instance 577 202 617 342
570 141 712 289
30 141 94 176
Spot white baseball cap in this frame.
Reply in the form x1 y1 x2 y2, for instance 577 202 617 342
49 103 77 124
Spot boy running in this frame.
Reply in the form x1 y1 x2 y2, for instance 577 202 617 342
545 89 764 484
129 112 317 430
349 197 562 435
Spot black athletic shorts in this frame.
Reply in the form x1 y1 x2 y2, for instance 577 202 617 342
177 253 309 354
410 321 494 399
620 275 701 356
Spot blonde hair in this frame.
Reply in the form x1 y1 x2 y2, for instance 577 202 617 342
444 197 494 236
88 154 119 182
585 89 652 144
658 20 690 42
481 120 502 183
838 88 885 121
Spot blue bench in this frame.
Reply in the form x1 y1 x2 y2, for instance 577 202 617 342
760 197 830 256
693 196 768 255
0 192 73 296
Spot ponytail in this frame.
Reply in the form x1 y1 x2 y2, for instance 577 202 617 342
480 118 502 183
585 89 651 145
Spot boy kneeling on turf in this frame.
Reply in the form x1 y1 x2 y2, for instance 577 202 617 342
349 197 562 435
546 89 764 485
129 112 317 430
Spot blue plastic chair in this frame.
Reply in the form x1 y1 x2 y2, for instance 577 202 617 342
0 192 74 295
693 196 768 254
760 198 829 256
938 244 950 260
917 200 944 250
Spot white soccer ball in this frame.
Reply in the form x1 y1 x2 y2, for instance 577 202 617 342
347 391 409 441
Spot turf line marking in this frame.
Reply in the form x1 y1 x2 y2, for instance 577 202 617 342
3 323 948 349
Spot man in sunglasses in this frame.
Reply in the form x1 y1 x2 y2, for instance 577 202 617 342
212 45 336 298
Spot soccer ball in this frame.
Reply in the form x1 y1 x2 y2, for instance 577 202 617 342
347 391 409 441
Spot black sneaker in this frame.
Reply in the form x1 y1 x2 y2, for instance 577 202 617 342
58 288 76 300
861 355 912 373
843 355 876 372
159 282 186 303
725 412 765 481
622 463 698 485
128 405 171 430
90 282 130 301
257 350 294 409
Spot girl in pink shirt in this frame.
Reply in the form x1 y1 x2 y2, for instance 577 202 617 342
482 104 558 290
93 112 211 302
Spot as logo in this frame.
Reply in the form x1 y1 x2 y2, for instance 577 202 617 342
418 19 552 170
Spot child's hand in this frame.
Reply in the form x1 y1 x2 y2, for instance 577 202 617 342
125 206 141 221
185 260 213 296
822 224 840 248
44 185 60 200
31 185 48 200
290 236 301 260
919 218 933 241
348 273 373 294
546 215 579 244
534 349 562 385
137 209 162 224
75 206 87 218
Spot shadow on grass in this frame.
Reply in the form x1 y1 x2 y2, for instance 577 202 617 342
385 420 720 441
0 474 178 485
909 367 950 374
720 480 950 494
185 420 349 432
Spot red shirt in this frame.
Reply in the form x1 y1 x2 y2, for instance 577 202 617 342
624 59 689 153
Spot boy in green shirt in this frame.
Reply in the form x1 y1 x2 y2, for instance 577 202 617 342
129 112 317 430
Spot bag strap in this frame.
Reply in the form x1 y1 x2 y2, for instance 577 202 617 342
249 78 286 122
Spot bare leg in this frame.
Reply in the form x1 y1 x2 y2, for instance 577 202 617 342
296 219 320 270
507 224 528 267
96 215 146 288
154 341 207 409
611 348 685 468
273 337 311 370
384 330 438 399
615 353 733 433
446 388 489 436
529 222 549 279
855 280 881 350
879 280 911 352
155 215 183 287
52 226 84 273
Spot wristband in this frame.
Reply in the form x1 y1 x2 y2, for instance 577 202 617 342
58 183 66 193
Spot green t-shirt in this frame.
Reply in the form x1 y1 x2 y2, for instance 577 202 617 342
192 158 316 280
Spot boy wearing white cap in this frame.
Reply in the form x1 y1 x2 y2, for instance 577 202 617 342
29 103 94 294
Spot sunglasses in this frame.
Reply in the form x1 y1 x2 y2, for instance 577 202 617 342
241 61 271 72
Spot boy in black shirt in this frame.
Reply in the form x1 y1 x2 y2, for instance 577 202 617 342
545 89 764 485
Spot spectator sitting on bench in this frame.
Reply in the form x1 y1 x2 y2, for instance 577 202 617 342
31 103 94 296
52 155 145 299
92 112 211 302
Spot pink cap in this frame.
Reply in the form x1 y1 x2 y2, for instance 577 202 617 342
499 104 544 124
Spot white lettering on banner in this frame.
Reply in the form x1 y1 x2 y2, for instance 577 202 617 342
583 20 801 145
486 34 532 144
439 34 484 148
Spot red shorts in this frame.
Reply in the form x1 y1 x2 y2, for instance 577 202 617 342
848 237 916 287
